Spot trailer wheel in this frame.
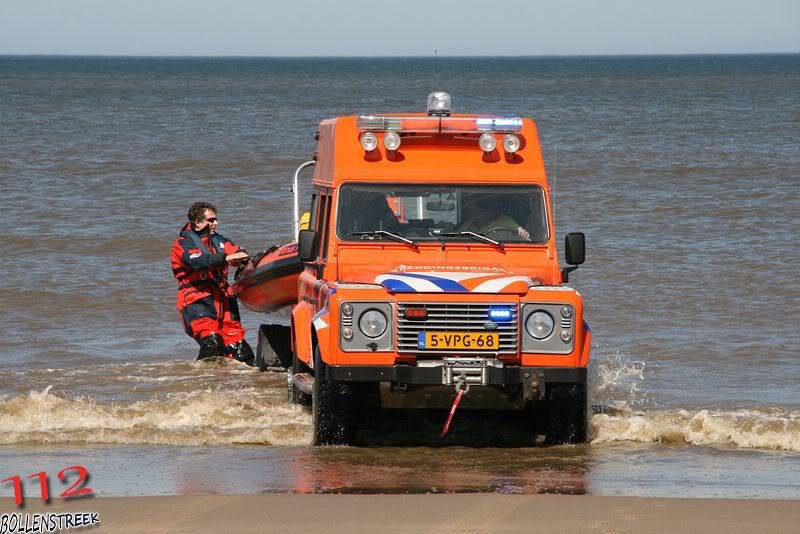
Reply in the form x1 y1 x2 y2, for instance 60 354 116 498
311 346 354 446
287 352 311 406
256 324 292 371
544 383 587 445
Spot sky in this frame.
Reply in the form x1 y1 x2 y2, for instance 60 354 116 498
0 0 797 56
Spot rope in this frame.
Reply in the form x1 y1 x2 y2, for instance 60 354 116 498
439 388 465 438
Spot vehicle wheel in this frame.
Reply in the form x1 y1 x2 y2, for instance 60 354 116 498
311 345 354 446
287 351 311 406
544 383 587 445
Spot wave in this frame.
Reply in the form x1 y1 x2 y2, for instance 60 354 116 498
2 386 798 452
0 386 311 447
591 406 800 451
586 351 800 451
0 355 797 452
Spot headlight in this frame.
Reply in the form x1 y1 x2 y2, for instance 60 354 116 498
521 303 575 354
358 309 387 338
526 311 554 340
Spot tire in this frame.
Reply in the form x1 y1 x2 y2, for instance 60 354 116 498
311 345 354 446
544 383 588 445
287 351 311 406
254 348 268 372
255 326 278 371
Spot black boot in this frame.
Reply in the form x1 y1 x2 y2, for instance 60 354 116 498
197 334 224 360
226 340 255 366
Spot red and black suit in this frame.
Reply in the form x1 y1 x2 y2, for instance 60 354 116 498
171 223 254 363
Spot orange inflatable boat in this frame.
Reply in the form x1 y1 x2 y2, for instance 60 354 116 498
232 242 302 313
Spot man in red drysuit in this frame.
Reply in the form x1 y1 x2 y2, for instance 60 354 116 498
171 202 255 364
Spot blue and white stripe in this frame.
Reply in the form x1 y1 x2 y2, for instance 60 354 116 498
374 272 532 293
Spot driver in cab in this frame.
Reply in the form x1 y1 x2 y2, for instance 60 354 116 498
457 195 530 240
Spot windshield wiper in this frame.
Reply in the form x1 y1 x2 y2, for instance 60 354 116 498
436 231 504 249
350 230 419 248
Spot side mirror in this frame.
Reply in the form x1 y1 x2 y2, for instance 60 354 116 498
562 232 585 283
565 232 585 265
298 229 317 262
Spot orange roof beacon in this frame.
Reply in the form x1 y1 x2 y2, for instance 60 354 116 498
236 92 590 445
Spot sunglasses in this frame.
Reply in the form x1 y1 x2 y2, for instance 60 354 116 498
204 217 218 223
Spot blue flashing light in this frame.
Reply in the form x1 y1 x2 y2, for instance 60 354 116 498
488 307 514 322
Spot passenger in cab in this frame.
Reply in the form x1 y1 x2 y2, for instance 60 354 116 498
171 202 255 364
339 190 402 234
458 195 531 240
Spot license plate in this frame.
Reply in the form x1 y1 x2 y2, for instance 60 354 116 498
417 331 499 350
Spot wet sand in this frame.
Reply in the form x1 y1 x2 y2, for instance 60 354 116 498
4 495 798 533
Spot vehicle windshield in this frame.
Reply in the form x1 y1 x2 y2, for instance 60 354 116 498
336 183 548 244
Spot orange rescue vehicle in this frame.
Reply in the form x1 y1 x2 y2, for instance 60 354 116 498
283 92 590 445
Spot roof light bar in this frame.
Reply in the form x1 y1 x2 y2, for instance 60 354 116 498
357 115 438 133
356 115 522 134
475 118 524 132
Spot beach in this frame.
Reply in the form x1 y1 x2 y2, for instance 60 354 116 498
5 494 799 533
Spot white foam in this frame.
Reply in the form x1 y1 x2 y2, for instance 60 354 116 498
591 406 800 451
585 350 800 451
587 349 652 426
2 361 797 451
0 386 312 446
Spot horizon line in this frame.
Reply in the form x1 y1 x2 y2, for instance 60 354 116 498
1 51 798 59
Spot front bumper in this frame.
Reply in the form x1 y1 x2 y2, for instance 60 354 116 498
326 361 586 401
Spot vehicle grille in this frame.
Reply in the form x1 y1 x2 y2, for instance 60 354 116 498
396 302 518 354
